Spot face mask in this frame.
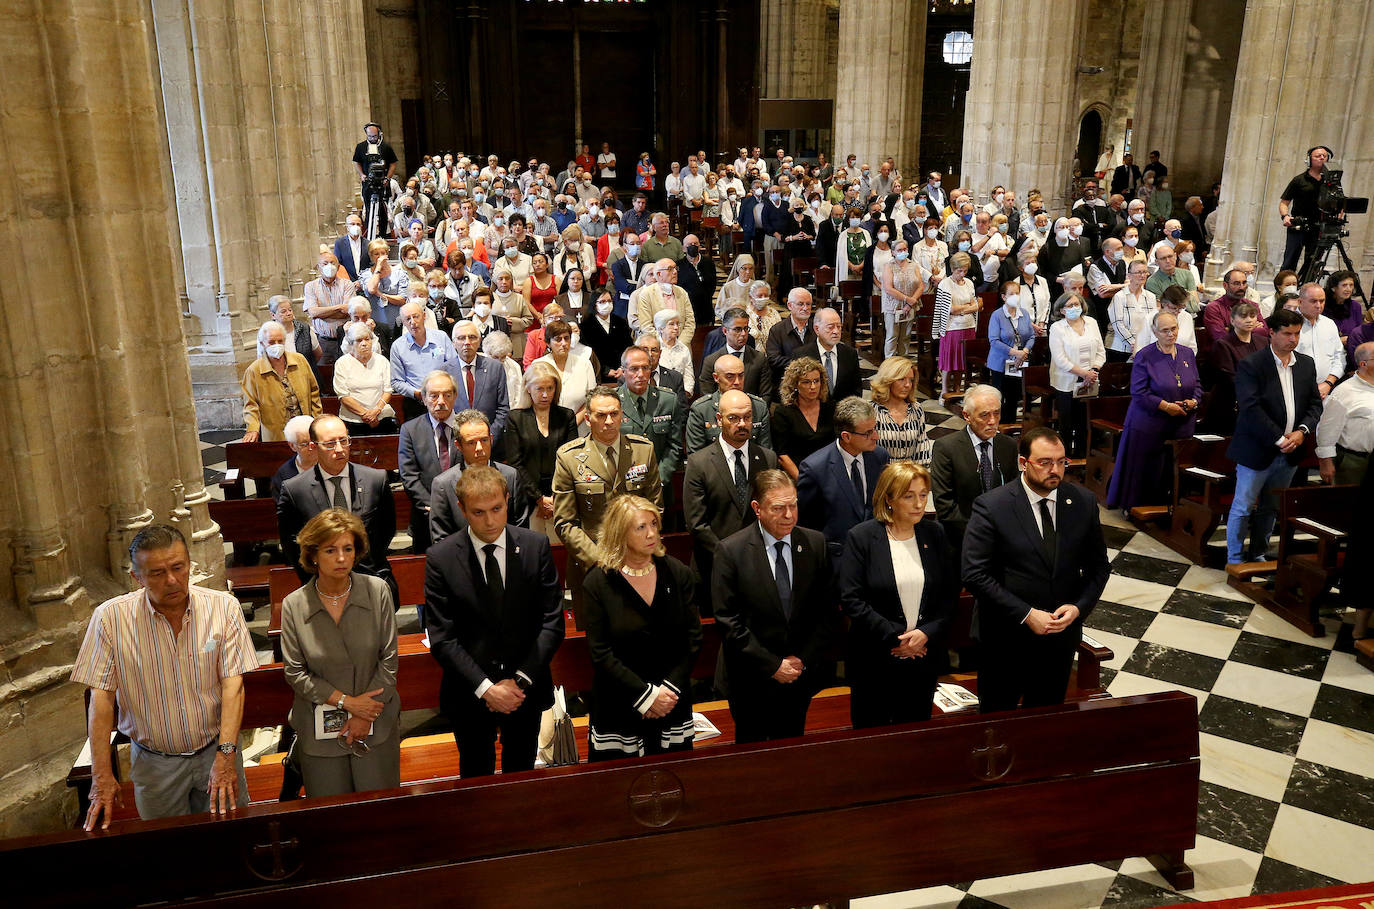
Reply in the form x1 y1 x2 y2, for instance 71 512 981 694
474 193 485 204
504 247 519 260
493 216 505 227
1179 253 1194 265
849 218 861 228
1131 213 1144 223
1124 236 1139 248
958 240 971 252
402 206 414 216
347 224 360 237
597 301 614 315
1005 294 1020 309
404 258 418 269
930 181 940 188
994 193 1005 204
1064 306 1083 321
926 228 939 240
894 250 909 261
1055 228 1070 241
997 223 1008 234
1169 229 1182 239
1024 262 1039 275
566 241 580 252
474 303 491 318
658 281 673 293
535 208 546 218
321 263 337 279
685 244 700 257
754 188 764 197
770 193 781 203
877 231 889 242
588 206 599 216
265 343 285 359
751 296 768 309
1070 226 1083 237
626 244 640 257
1246 273 1256 286
608 223 620 234
962 213 973 223
809 200 820 211
1109 251 1123 263
428 287 443 300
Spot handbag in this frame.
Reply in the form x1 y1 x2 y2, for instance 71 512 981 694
537 686 580 767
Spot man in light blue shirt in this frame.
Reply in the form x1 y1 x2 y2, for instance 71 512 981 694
390 302 456 422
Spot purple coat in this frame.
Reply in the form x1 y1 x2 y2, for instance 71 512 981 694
1105 342 1201 509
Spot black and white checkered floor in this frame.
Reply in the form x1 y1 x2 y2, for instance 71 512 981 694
198 393 1373 909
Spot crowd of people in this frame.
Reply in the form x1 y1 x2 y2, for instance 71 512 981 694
74 128 1372 830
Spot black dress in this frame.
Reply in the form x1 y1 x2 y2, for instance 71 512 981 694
582 555 702 761
771 400 837 469
503 406 579 500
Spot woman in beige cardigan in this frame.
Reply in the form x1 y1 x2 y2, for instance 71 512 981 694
240 320 322 442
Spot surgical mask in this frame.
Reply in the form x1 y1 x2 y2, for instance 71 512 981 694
566 241 580 252
265 343 285 359
1064 306 1083 321
1246 273 1256 287
905 199 916 209
1124 236 1139 248
429 287 443 300
770 193 781 203
1055 228 1070 241
658 281 673 293
810 200 820 210
926 228 939 240
849 218 861 228
597 301 614 315
1110 251 1123 263
1005 294 1021 309
1179 253 1194 265
347 224 360 237
894 250 909 261
877 231 889 242
1023 263 1039 275
1070 226 1083 237
1130 212 1144 223
493 216 505 227
751 296 768 309
535 208 546 217
505 247 519 258
754 188 764 197
997 223 1008 234
588 205 599 216
958 240 971 252
474 303 491 318
474 193 486 204
608 223 620 234
626 243 640 257
321 263 338 279
995 193 1005 203
404 258 418 269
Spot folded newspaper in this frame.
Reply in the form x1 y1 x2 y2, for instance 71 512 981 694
692 712 722 741
933 682 980 713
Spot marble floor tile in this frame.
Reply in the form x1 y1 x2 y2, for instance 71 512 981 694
1319 649 1374 695
1101 524 1138 551
1110 552 1192 588
1296 718 1374 780
1160 589 1253 629
1196 781 1281 853
1281 759 1374 831
1120 533 1194 565
1249 855 1344 896
1080 629 1138 672
956 896 1009 909
1264 803 1374 883
1209 661 1321 717
1241 606 1338 650
1141 613 1242 661
852 885 971 909
1085 601 1158 640
965 863 1117 909
1121 642 1226 691
1177 565 1255 603
1198 732 1296 803
1310 684 1374 736
1227 631 1331 681
1120 835 1261 903
1106 670 1208 709
1099 574 1176 611
1098 872 1194 906
1197 694 1307 756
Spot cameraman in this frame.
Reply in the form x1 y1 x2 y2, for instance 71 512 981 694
353 123 398 238
1278 145 1330 272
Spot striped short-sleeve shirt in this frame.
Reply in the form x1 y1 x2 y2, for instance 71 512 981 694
70 585 259 754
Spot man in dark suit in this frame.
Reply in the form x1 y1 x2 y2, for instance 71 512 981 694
1225 308 1324 564
1181 195 1210 257
797 396 891 558
713 469 837 743
699 308 774 398
278 415 396 587
794 307 861 402
929 384 1019 549
684 390 779 612
609 244 647 319
764 287 817 389
429 410 531 544
424 465 565 778
1110 153 1142 200
332 214 366 281
445 320 510 443
579 289 634 382
816 203 845 270
397 371 461 553
961 427 1111 713
269 415 317 504
676 234 717 328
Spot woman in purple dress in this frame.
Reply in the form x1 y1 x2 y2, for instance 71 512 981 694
1324 271 1365 341
1105 311 1201 511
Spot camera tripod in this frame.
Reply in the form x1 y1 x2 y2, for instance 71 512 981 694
1299 225 1367 302
363 186 387 245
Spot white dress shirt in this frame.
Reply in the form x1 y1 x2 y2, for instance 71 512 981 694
837 440 867 497
1315 372 1374 457
1273 350 1297 437
1298 314 1346 382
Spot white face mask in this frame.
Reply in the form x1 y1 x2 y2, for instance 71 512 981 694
1005 294 1020 309
926 228 939 240
474 303 491 318
321 263 337 279
1179 253 1194 265
877 231 889 242
1055 228 1070 241
658 281 673 293
1124 236 1139 248
751 296 768 309
265 342 285 359
1070 225 1083 237
597 301 614 315
347 224 361 237
404 258 418 269
566 241 580 252
1023 262 1039 276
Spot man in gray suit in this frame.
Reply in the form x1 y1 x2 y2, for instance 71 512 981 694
278 415 396 590
929 384 1020 550
444 320 510 445
429 409 530 544
398 370 461 553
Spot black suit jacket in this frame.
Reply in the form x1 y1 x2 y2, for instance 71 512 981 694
764 318 816 386
1228 348 1323 470
332 235 363 281
794 340 862 402
423 524 565 715
698 345 774 399
711 523 837 696
1110 163 1142 196
683 441 779 566
839 518 957 658
579 312 633 382
677 254 717 327
269 456 301 505
929 429 1019 547
961 479 1110 643
278 463 396 581
503 405 579 497
1181 211 1210 255
398 415 460 514
797 442 892 556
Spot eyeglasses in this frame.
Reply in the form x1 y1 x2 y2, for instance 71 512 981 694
316 439 351 450
1026 458 1071 469
847 428 879 439
720 414 753 425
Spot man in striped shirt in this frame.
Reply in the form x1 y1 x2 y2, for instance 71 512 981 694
71 525 258 829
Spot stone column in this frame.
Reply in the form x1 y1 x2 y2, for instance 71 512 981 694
1130 0 1193 166
961 0 1085 210
833 0 925 176
0 0 223 835
761 0 831 98
1207 0 1374 281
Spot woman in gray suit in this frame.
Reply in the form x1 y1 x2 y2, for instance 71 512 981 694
282 509 401 797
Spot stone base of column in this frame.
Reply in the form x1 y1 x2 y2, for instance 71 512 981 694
192 354 248 432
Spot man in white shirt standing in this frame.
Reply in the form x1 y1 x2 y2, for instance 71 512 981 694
1316 341 1374 485
596 142 616 183
1296 283 1347 397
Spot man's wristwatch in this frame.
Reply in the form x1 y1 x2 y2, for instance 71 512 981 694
217 742 237 756
514 675 533 693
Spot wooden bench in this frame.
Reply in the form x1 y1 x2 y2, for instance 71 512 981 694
1156 436 1235 565
1228 485 1354 637
320 393 406 418
221 435 402 499
29 690 1198 907
1084 396 1132 500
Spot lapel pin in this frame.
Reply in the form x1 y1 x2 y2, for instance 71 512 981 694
1065 498 1073 506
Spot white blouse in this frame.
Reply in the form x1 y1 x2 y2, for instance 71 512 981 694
332 353 396 422
1049 317 1107 393
887 533 927 631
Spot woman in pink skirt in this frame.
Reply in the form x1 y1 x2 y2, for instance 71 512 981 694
934 251 981 396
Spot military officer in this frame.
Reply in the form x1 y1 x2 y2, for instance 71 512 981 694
686 355 773 454
616 345 684 491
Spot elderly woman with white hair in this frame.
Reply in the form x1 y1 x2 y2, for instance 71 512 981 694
482 330 525 414
333 322 397 435
240 320 322 443
715 253 756 317
1012 243 1053 336
745 279 781 350
653 308 695 393
270 294 320 365
346 296 376 332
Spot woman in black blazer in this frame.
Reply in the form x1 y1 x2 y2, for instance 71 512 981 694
839 461 958 729
582 495 702 762
502 360 579 539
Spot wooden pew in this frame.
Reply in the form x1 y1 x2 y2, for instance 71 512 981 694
221 436 402 498
1157 436 1234 565
1229 485 1354 637
28 691 1198 907
1083 396 1132 501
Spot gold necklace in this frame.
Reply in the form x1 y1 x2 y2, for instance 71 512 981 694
620 562 654 577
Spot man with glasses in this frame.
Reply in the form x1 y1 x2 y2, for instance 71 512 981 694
961 426 1110 713
699 308 774 399
278 415 397 595
797 396 892 558
686 354 773 454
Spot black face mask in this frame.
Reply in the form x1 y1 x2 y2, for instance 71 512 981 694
684 244 700 257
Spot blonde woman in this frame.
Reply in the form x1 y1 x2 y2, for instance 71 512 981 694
871 356 930 465
553 223 596 285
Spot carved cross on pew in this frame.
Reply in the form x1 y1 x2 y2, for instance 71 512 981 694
247 821 303 881
627 769 685 828
970 728 1014 781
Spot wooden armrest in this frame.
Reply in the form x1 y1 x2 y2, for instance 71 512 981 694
1073 633 1114 693
1291 517 1346 540
218 468 241 486
1078 632 1114 664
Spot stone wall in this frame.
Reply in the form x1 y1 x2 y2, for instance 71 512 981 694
365 0 422 171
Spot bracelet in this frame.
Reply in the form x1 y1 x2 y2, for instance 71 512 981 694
337 694 347 711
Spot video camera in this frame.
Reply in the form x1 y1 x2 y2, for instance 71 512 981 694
1290 169 1369 238
366 160 389 193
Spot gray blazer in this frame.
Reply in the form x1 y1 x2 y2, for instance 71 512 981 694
281 572 399 757
429 460 529 544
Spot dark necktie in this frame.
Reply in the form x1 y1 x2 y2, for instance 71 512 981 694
483 543 504 612
636 394 647 422
1039 498 1057 564
850 458 865 507
774 540 792 619
437 423 451 471
824 350 836 392
734 449 748 504
330 476 347 510
979 440 995 493
464 363 476 406
650 370 658 388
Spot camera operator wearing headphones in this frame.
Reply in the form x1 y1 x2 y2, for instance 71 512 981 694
353 123 399 238
1278 146 1332 273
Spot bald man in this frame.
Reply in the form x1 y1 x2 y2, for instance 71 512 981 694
686 354 774 454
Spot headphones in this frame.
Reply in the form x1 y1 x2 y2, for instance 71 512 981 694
1307 145 1334 166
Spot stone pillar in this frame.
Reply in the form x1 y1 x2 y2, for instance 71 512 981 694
961 0 1085 210
1131 0 1193 166
0 0 223 836
761 0 831 98
1207 0 1374 282
834 0 925 176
